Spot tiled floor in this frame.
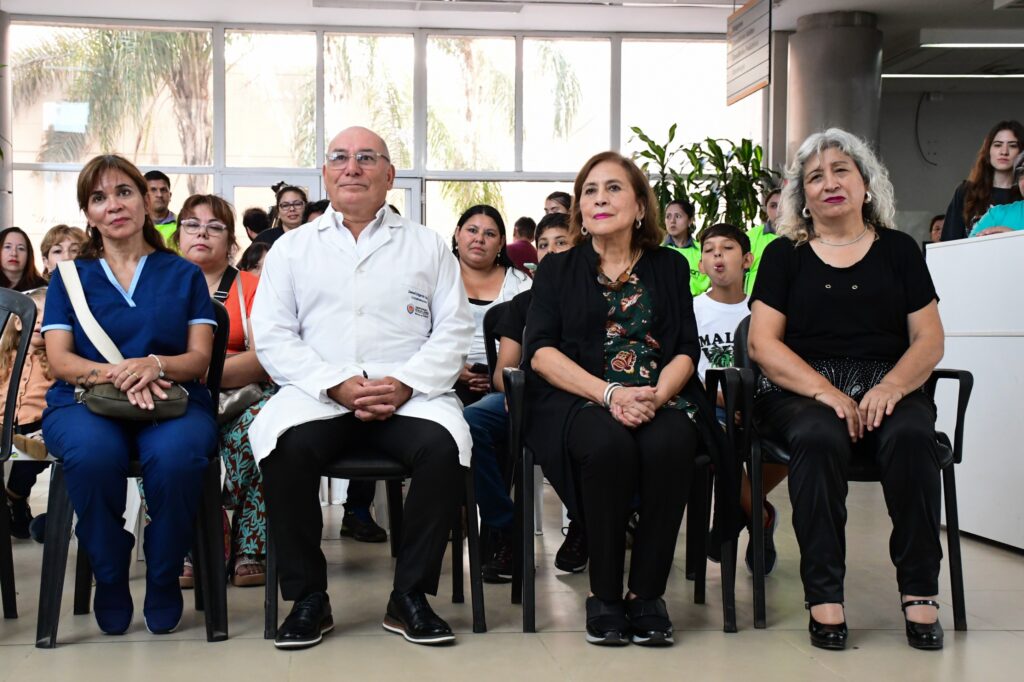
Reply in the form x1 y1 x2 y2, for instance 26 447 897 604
2 478 1023 682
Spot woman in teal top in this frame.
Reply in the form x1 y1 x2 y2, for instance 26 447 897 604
970 152 1024 237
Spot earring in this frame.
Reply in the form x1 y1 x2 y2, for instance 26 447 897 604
634 218 642 230
865 191 873 204
581 225 589 236
801 206 811 219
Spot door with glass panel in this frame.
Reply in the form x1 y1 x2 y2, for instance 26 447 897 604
220 173 322 252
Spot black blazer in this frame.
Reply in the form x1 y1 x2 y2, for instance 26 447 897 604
522 239 701 516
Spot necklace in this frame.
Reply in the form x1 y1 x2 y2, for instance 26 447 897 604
816 227 870 247
597 249 642 291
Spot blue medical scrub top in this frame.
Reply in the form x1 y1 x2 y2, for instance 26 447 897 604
41 251 217 413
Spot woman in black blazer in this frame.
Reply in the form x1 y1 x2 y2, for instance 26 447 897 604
523 151 700 647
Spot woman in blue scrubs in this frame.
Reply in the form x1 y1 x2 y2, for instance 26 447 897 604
41 155 218 636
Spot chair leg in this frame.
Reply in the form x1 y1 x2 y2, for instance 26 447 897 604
511 456 523 606
194 459 228 642
690 463 710 605
0 487 17 619
73 550 92 615
264 523 278 640
522 448 536 633
385 480 403 559
192 536 206 613
942 467 968 631
451 498 464 604
750 446 766 629
36 462 76 648
720 536 738 633
463 468 487 633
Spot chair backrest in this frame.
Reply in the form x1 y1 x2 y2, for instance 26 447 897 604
483 300 513 384
0 289 38 463
731 314 762 379
205 300 230 405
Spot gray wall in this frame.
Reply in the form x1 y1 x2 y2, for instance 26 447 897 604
878 88 1024 243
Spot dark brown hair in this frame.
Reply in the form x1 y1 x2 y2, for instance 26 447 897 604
173 194 239 253
0 227 48 291
75 155 173 259
963 120 1024 225
569 151 663 251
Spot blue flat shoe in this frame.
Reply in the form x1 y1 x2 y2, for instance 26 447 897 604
94 581 133 635
144 577 183 634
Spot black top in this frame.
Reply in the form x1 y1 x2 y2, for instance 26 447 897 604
750 227 938 363
495 290 532 345
253 226 285 247
941 181 1020 241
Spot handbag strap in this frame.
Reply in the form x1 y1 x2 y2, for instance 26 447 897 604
235 273 250 351
213 266 239 303
56 260 125 365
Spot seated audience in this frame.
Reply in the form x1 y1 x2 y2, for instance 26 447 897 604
41 154 218 636
303 199 330 224
941 120 1022 240
745 188 781 294
749 128 947 651
144 170 177 244
970 151 1024 237
238 241 271 276
250 126 473 649
662 199 709 296
1 227 48 291
928 215 944 243
254 184 308 247
544 191 571 215
242 207 271 242
506 216 539 274
175 193 274 587
451 204 531 407
40 225 85 278
524 151 700 647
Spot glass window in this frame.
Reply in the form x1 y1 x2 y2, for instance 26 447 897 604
324 34 415 170
523 38 610 172
425 180 573 241
225 31 317 168
427 36 515 171
10 24 213 167
620 40 764 158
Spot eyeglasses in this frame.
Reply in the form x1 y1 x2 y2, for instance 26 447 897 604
180 219 228 236
325 150 390 169
278 200 305 211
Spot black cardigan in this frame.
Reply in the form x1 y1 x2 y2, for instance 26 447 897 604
521 239 703 517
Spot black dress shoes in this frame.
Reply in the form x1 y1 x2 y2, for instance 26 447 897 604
383 591 455 645
807 603 848 651
585 596 630 646
902 599 944 650
340 510 388 543
275 592 334 650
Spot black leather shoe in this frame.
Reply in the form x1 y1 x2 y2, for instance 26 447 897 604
555 520 588 573
807 603 848 651
585 596 630 646
383 591 455 645
275 592 334 650
340 510 387 543
626 596 673 647
482 529 513 584
902 599 944 650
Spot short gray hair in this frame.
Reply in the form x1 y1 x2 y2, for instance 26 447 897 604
777 128 896 245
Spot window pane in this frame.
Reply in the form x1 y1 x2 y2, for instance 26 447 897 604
10 24 212 166
427 36 515 171
226 31 317 168
620 41 763 157
523 38 610 172
324 34 415 170
425 180 573 241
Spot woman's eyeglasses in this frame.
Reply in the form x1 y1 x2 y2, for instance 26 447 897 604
180 219 228 236
278 201 306 211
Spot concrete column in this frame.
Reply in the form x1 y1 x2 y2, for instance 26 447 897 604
786 11 882 163
767 30 791 172
0 11 13 227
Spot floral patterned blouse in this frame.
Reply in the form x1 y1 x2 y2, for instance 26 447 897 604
602 273 686 411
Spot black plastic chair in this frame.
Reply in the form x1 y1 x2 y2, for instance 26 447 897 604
263 456 486 638
731 315 972 631
36 300 231 647
0 289 39 620
503 367 741 633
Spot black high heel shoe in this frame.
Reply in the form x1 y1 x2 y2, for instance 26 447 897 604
901 599 944 650
806 602 848 651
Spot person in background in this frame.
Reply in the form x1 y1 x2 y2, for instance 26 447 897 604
745 188 781 295
40 224 85 278
303 200 330 225
2 287 51 540
243 208 271 243
144 170 177 245
238 242 271 277
506 216 539 274
254 185 309 248
544 191 571 215
1 227 48 291
662 199 709 296
941 120 1023 241
970 151 1024 237
451 204 531 407
928 215 944 243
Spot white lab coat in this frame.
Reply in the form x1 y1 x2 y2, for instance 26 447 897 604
248 205 475 474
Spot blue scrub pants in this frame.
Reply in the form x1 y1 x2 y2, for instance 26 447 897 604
464 392 514 530
42 403 216 587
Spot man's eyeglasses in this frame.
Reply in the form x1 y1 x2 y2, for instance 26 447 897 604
278 200 305 211
180 219 228 236
326 150 390 169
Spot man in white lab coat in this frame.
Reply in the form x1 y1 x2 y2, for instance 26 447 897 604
250 126 474 649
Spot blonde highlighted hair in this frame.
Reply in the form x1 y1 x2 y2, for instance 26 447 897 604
777 128 896 245
0 287 50 381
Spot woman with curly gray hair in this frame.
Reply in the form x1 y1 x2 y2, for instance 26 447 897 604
747 128 947 651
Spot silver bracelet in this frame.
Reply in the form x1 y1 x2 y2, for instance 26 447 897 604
148 354 165 378
603 382 623 409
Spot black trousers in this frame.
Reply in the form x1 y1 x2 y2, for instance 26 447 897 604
345 479 376 511
754 391 942 604
566 406 696 601
260 414 461 601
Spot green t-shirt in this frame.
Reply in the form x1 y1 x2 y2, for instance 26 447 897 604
664 241 710 297
745 223 779 295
